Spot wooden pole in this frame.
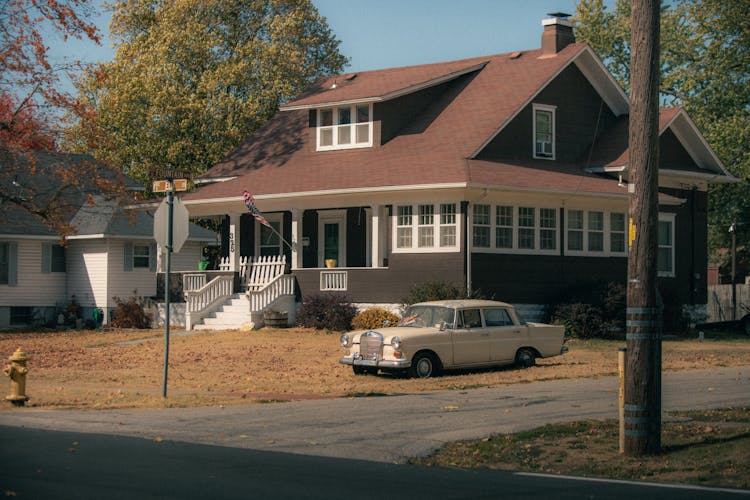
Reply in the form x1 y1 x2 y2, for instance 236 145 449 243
618 348 626 454
625 0 662 456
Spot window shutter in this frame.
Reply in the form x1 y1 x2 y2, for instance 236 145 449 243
124 243 133 272
41 243 51 273
149 244 157 272
8 243 18 286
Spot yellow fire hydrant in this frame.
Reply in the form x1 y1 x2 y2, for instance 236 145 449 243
4 347 30 407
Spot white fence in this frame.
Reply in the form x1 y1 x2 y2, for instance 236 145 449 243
320 270 347 291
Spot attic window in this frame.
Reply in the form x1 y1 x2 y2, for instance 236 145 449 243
533 103 556 160
317 103 373 151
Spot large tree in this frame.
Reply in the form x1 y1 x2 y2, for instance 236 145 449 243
0 0 133 236
574 0 750 263
68 0 348 186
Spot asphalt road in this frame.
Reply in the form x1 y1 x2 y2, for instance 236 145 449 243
0 366 748 498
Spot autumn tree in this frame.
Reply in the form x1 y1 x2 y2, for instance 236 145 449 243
574 0 750 265
68 0 348 186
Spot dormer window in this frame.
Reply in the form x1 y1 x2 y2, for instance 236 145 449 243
317 103 373 151
533 103 556 159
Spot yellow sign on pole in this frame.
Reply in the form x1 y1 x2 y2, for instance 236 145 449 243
152 179 188 192
628 218 636 247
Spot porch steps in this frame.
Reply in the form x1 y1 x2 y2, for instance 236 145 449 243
193 294 258 331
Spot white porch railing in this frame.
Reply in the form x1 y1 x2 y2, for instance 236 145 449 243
183 273 207 291
247 274 295 312
184 275 234 330
320 270 347 291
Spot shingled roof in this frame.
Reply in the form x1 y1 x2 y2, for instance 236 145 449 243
184 40 731 205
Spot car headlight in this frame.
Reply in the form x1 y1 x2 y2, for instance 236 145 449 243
391 336 401 350
340 333 351 347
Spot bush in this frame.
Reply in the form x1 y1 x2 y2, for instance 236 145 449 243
296 293 357 331
551 282 625 339
402 280 484 306
110 296 151 329
352 308 400 330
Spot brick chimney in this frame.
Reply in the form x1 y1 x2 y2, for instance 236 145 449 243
541 12 575 56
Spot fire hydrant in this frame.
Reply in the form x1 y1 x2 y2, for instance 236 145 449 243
4 347 30 407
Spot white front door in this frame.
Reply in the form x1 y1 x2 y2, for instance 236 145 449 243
318 210 346 267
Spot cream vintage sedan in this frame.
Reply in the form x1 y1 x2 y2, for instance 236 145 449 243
339 300 567 378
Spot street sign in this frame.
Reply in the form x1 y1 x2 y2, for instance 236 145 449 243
153 179 188 193
154 196 189 253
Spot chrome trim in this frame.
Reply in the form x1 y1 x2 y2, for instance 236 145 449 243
339 357 411 369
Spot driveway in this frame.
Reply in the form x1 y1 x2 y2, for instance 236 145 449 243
0 366 747 463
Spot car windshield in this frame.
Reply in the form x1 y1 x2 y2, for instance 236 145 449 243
399 306 455 328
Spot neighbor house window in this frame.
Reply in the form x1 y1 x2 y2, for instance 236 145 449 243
317 103 372 151
657 214 675 277
393 203 459 252
133 245 151 268
533 103 556 159
0 242 10 285
42 243 66 273
566 209 627 256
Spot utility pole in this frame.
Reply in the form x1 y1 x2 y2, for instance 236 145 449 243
730 222 736 320
625 0 662 456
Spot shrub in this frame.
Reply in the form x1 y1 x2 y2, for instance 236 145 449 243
402 280 485 306
296 293 357 331
352 308 400 330
110 296 151 329
551 281 625 339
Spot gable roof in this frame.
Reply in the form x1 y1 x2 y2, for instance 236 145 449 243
185 42 733 207
0 150 216 241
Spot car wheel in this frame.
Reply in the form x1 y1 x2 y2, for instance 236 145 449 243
515 348 536 368
409 352 440 379
353 366 367 375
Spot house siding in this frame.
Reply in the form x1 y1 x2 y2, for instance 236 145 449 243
65 239 109 309
107 240 157 307
0 239 66 307
478 64 619 163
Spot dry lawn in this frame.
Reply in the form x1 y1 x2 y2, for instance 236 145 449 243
1 327 749 411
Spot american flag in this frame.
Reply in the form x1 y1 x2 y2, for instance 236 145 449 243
242 191 270 227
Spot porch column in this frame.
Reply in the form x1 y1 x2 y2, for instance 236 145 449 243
291 208 302 270
370 204 381 268
228 213 241 271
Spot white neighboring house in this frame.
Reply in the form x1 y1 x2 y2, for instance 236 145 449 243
0 150 217 327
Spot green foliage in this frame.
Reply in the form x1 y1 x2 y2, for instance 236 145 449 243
296 293 357 331
110 296 152 329
352 308 400 330
574 0 750 257
551 282 625 339
402 280 483 306
68 0 348 187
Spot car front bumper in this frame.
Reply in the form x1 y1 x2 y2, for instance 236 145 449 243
339 356 411 369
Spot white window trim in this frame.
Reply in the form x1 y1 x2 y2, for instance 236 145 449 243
532 103 556 160
564 209 628 257
471 204 559 256
391 203 460 253
657 213 676 278
133 244 152 268
316 103 373 151
254 213 284 257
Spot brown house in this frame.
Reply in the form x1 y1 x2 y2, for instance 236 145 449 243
181 14 735 330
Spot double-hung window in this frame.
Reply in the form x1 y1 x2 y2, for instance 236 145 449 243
317 104 372 150
566 209 627 256
256 214 283 257
0 242 10 285
657 214 675 277
533 103 555 159
495 206 513 249
472 204 557 254
133 245 151 268
394 203 459 252
473 205 491 248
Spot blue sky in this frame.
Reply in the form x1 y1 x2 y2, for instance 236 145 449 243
50 0 592 76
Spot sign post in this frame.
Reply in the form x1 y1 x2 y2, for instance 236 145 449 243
153 178 188 397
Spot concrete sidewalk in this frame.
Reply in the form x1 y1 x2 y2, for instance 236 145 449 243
0 366 747 463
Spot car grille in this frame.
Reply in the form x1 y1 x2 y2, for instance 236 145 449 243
359 331 383 360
